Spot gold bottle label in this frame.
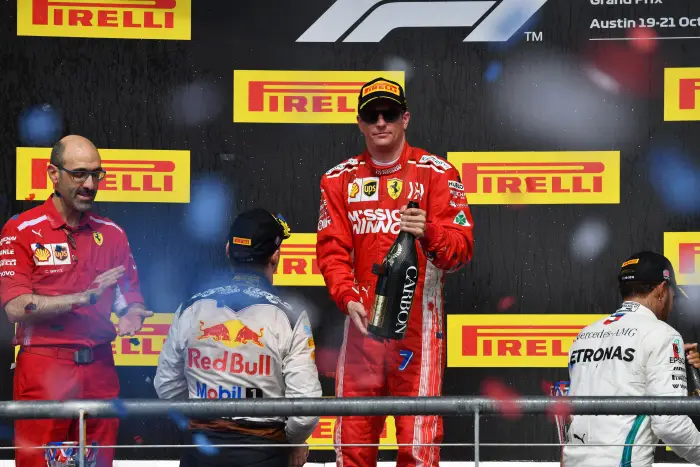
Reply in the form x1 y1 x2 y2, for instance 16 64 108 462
370 294 388 328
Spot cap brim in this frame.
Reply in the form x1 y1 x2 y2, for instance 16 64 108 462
359 95 405 110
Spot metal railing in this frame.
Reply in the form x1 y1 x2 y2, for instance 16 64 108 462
5 396 700 466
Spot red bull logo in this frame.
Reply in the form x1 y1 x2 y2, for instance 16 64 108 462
188 349 271 377
197 320 264 348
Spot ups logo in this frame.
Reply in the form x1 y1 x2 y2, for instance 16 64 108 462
363 180 377 197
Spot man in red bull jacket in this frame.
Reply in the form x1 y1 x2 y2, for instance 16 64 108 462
316 78 475 466
0 135 153 467
155 208 322 467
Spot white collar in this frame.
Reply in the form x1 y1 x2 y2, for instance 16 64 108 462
618 301 657 319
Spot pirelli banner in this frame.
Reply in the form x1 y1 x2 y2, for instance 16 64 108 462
16 148 191 203
447 315 606 368
272 233 324 286
17 0 192 40
664 232 700 285
447 151 621 204
233 70 406 124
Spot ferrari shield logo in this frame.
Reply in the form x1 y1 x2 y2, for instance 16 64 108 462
387 179 403 200
93 232 103 246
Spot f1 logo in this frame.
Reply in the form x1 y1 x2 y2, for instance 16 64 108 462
297 0 548 43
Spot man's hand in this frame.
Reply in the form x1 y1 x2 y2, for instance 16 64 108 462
288 444 309 467
399 205 427 238
84 266 125 304
117 304 154 336
347 301 368 335
686 343 700 369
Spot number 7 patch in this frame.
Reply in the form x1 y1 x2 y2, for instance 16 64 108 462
399 350 414 371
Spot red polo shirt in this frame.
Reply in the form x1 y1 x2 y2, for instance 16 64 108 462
0 196 144 347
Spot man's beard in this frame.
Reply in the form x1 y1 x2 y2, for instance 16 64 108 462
71 187 96 211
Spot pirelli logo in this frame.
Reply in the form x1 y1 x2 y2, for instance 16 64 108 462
664 68 700 121
272 233 324 286
309 414 397 450
664 232 700 285
233 70 405 124
447 315 606 367
16 147 190 203
447 151 620 204
17 0 191 40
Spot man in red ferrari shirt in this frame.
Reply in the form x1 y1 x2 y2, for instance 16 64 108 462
0 135 153 467
316 78 474 467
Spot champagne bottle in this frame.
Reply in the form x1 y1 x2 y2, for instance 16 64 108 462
687 360 700 397
367 201 420 340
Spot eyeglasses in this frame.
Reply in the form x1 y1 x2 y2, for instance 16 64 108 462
359 107 403 124
56 166 107 183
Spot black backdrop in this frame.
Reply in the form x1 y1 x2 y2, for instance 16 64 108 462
2 0 700 463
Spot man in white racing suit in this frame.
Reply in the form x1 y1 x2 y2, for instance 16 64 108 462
564 250 700 466
154 208 322 467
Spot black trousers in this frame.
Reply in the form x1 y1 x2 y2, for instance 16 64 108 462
180 429 290 467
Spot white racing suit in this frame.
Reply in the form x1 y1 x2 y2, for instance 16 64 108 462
154 272 322 444
564 301 700 466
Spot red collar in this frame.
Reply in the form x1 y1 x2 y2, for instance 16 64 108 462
41 194 95 231
365 142 411 176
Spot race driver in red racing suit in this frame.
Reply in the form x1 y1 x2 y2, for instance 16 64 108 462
316 77 474 467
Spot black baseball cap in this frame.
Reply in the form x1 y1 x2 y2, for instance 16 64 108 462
358 77 407 111
228 208 291 264
618 251 688 298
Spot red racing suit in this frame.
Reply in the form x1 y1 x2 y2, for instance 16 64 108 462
316 143 474 467
0 195 144 467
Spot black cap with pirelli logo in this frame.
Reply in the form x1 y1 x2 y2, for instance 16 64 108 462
228 208 291 264
358 77 407 111
618 251 687 298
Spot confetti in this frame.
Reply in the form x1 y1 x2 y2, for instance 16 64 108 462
134 436 144 445
650 146 700 214
383 56 415 82
570 218 610 262
546 399 573 424
497 296 516 311
315 347 339 379
484 61 502 83
541 380 554 395
167 409 189 431
111 399 128 419
627 27 657 54
481 378 522 420
145 376 152 384
129 338 140 346
18 104 63 146
193 432 220 456
0 424 12 440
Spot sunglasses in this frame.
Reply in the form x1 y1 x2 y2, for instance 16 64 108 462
359 107 403 124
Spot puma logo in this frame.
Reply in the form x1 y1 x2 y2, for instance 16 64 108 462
32 229 42 238
573 433 586 443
